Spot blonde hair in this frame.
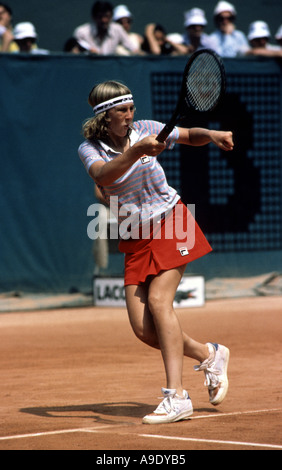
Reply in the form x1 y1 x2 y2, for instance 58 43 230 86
82 81 132 141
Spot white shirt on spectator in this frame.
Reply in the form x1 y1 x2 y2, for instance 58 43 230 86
209 29 248 57
73 21 137 55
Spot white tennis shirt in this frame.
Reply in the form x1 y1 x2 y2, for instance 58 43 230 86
78 120 180 237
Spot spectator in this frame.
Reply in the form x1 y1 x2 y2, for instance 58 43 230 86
142 23 187 55
209 1 248 57
63 37 91 53
113 4 143 55
13 22 49 54
0 2 16 52
275 25 282 47
73 1 138 55
182 8 217 54
244 21 282 58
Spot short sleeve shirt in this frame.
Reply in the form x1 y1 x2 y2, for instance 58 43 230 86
78 120 180 236
73 22 137 55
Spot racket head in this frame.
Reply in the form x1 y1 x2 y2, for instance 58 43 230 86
156 49 226 143
182 48 226 113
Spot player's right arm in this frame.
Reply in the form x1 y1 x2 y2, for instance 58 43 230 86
89 136 165 186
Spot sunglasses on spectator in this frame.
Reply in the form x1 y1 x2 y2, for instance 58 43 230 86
217 14 235 22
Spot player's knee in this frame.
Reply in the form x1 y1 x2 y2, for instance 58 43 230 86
148 292 172 319
131 322 158 348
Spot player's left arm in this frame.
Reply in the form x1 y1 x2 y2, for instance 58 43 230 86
176 127 234 151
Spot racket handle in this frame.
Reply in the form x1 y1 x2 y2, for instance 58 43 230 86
157 124 173 143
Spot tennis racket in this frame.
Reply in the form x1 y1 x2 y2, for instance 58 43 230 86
156 49 226 143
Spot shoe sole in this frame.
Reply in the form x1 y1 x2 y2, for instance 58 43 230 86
142 407 193 424
210 346 230 406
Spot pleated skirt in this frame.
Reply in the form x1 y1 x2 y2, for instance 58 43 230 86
119 200 212 286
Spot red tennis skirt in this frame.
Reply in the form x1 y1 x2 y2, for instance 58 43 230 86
118 200 212 286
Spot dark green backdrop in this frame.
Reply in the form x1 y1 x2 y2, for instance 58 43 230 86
0 54 281 293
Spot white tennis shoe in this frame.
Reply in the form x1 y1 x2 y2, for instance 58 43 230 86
194 342 230 406
142 388 193 424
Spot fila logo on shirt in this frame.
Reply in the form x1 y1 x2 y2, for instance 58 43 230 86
140 156 150 164
179 247 189 257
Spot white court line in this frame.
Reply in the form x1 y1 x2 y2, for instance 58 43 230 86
0 408 281 445
138 434 282 450
189 407 282 420
137 407 282 450
0 425 115 441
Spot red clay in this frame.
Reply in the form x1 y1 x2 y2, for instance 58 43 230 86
0 296 281 450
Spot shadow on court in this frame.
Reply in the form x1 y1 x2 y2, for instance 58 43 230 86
20 402 220 423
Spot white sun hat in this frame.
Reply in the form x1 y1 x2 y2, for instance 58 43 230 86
113 5 132 21
248 21 270 41
214 1 237 16
13 22 37 40
184 8 207 27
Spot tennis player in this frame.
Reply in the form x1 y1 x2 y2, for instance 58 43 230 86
79 80 234 424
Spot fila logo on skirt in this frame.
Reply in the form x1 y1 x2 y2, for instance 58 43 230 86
179 247 189 256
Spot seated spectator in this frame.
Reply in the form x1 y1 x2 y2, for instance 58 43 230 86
0 2 17 52
209 1 248 57
63 37 91 53
244 21 282 58
113 4 143 55
182 8 217 54
13 22 49 54
142 23 187 55
73 1 138 55
275 25 282 47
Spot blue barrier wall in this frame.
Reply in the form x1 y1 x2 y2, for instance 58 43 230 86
0 54 281 292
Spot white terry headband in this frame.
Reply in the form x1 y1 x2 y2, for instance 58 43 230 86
93 94 134 116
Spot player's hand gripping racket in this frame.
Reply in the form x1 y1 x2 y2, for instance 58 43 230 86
156 49 226 143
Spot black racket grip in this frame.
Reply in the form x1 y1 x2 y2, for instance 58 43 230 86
156 124 174 143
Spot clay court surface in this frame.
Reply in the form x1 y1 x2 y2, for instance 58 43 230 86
0 296 281 451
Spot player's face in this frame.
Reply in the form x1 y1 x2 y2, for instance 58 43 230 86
107 104 135 138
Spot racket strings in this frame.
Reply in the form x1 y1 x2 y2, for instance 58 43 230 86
185 54 223 112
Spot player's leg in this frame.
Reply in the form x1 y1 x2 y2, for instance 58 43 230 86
142 265 193 423
126 270 187 393
146 265 186 394
125 282 159 349
125 270 229 420
144 267 229 415
125 278 209 362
